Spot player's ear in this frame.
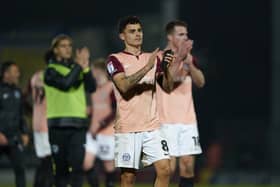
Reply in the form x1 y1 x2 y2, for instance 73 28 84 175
119 33 125 41
167 34 172 42
53 47 58 55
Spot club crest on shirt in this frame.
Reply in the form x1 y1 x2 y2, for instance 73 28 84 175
14 91 20 99
2 93 9 99
107 61 116 75
122 153 131 162
51 144 59 154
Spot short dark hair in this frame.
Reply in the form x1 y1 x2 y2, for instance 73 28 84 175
118 16 142 33
165 20 188 35
0 61 17 81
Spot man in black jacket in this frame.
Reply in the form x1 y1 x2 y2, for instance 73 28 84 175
0 61 29 187
44 34 96 187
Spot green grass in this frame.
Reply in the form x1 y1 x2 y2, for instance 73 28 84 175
1 184 278 187
133 185 279 187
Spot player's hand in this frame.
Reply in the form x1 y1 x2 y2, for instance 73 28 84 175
76 47 90 69
89 121 100 139
163 50 175 68
176 40 193 62
88 129 97 140
0 132 8 146
86 106 92 116
146 48 159 70
21 134 29 146
184 53 193 65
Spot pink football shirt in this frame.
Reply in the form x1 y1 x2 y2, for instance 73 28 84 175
91 82 115 135
156 52 197 125
107 51 161 133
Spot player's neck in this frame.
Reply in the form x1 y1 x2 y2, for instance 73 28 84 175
124 45 141 56
55 56 70 63
165 43 176 52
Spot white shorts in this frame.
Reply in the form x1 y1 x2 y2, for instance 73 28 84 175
33 132 51 158
114 129 170 169
85 133 115 161
161 124 202 157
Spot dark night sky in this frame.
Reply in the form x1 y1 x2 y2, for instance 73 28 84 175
1 0 270 118
180 0 271 119
1 0 271 120
0 0 159 28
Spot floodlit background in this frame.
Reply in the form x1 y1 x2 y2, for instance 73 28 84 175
0 0 278 186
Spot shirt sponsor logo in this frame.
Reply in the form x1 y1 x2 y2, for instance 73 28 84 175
14 91 20 99
51 144 59 154
2 93 9 99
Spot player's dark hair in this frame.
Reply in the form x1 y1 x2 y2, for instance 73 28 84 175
118 16 142 33
0 61 17 81
165 20 188 35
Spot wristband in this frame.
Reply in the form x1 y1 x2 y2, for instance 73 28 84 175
83 67 90 73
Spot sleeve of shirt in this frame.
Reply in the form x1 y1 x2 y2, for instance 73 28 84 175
98 90 116 132
106 56 125 78
44 64 82 91
83 70 97 93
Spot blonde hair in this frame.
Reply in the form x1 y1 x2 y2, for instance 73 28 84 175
50 34 72 50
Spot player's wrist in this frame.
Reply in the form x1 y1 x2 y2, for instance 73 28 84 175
99 120 106 127
144 63 153 72
83 67 90 73
182 54 189 61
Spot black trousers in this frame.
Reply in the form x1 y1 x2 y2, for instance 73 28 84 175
33 155 54 187
0 144 26 187
49 127 86 187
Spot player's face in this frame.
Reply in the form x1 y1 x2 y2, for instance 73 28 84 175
170 26 189 48
93 67 108 86
5 65 20 85
54 39 72 60
120 23 143 48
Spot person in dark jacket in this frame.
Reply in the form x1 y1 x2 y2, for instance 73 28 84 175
0 61 29 187
43 34 96 187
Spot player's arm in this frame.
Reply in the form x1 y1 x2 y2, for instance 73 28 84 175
97 91 116 133
19 90 29 146
0 132 8 145
44 64 82 91
89 91 116 136
31 72 44 104
112 68 151 94
76 47 97 93
108 49 159 94
83 69 97 93
184 54 205 88
157 41 194 92
0 92 8 145
161 70 174 92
